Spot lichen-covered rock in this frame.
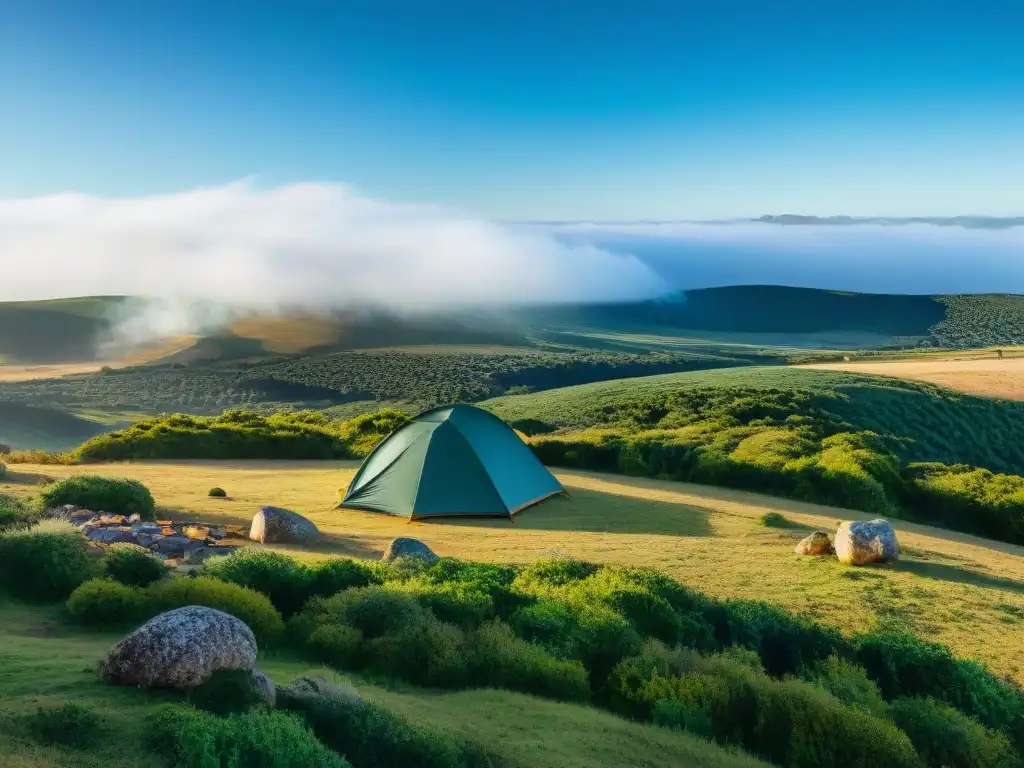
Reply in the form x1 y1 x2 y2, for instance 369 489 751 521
150 535 205 556
185 545 238 565
794 531 835 556
251 668 277 707
834 519 900 566
100 606 257 689
248 506 319 545
381 537 439 564
279 674 363 707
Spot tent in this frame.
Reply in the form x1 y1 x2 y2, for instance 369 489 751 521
340 404 565 520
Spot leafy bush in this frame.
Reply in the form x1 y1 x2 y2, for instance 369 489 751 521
25 702 101 749
149 576 284 644
66 578 151 628
802 655 887 717
0 524 96 601
208 486 227 497
308 557 381 597
466 620 590 702
305 624 363 668
205 548 313 618
148 704 348 768
278 676 499 768
104 543 166 587
190 668 271 716
758 511 788 527
40 475 155 520
609 645 922 768
0 492 36 531
400 579 495 629
889 696 1016 768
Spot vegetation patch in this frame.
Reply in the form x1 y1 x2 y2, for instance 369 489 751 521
41 475 156 519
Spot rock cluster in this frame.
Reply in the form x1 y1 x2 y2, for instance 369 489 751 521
793 519 901 566
49 505 243 567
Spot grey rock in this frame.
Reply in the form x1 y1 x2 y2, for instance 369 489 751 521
381 537 439 564
135 533 164 548
44 504 79 521
835 519 901 566
248 506 319 545
794 531 835 556
150 536 205 556
100 606 258 689
251 668 277 707
87 528 137 545
185 545 239 565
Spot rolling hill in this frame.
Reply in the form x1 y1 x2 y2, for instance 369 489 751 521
3 287 1024 367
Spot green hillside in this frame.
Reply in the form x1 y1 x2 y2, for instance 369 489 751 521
0 297 125 363
532 286 1024 349
0 403 113 452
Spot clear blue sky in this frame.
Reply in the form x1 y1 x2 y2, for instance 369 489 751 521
3 0 1023 219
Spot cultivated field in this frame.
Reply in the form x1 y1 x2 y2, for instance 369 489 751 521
802 356 1024 400
5 460 1023 684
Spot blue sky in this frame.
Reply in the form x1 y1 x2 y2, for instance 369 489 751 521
3 1 1024 219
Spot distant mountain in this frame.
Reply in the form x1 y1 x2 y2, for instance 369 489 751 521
754 215 1024 229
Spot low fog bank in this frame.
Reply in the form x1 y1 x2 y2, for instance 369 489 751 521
540 221 1024 295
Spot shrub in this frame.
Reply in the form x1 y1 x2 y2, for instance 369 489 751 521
278 677 486 768
208 487 227 497
25 702 101 749
609 646 922 768
190 668 271 716
0 525 96 601
66 578 151 628
308 557 381 598
205 548 313 618
803 655 887 717
0 492 36 531
466 620 590 702
306 624 363 668
148 704 348 768
104 543 166 587
315 586 425 639
758 511 788 527
889 697 1016 768
513 558 600 592
40 475 155 520
149 576 284 644
400 579 495 629
362 612 468 687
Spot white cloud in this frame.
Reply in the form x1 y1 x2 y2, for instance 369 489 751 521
0 181 669 311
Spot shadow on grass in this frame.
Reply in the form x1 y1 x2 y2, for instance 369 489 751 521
892 559 1024 595
0 469 54 486
416 490 715 537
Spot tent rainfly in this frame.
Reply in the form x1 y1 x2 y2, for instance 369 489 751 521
340 404 566 520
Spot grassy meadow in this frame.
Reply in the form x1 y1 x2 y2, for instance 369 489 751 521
4 460 1023 685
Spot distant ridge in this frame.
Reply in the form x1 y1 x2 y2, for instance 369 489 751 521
754 214 1024 229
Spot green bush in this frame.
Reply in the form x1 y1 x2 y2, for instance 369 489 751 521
190 668 271 716
609 646 922 768
308 557 381 598
305 624 363 668
66 578 151 628
466 620 590 702
204 548 313 618
149 576 284 644
148 704 348 768
104 543 166 587
25 702 101 749
0 492 36 531
802 655 888 717
314 586 425 639
758 511 788 527
400 579 495 629
889 697 1016 768
40 475 155 520
277 676 495 768
362 612 468 687
208 486 227 497
0 525 96 601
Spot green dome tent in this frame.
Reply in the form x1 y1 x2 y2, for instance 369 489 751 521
340 404 566 520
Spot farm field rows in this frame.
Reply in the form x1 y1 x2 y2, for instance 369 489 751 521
801 356 1024 400
5 460 1023 685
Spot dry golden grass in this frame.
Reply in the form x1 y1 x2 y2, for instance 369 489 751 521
5 460 1023 683
801 356 1024 400
230 314 342 352
0 336 196 382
